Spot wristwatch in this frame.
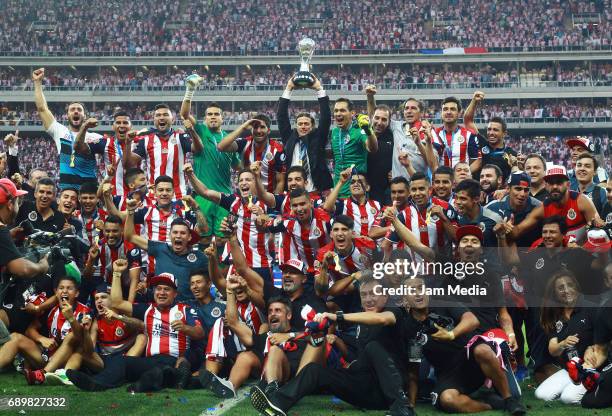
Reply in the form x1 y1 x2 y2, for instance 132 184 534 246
336 310 345 323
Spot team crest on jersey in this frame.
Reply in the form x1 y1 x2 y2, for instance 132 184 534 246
265 152 274 161
312 227 321 237
457 135 465 144
415 332 428 346
370 207 377 214
131 248 139 256
187 253 197 263
567 208 577 220
174 311 184 320
170 137 177 145
28 211 38 222
606 212 612 224
211 307 222 318
481 146 490 155
279 153 286 162
115 327 124 337
478 222 486 232
535 258 544 269
555 320 563 333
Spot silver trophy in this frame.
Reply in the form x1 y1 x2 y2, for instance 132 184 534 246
293 38 316 87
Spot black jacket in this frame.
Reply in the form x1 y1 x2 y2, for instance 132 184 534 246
277 95 333 191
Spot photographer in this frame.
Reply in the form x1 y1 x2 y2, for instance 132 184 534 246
0 178 50 343
14 177 65 235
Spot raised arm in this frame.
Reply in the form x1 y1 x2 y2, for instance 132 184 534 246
124 199 148 250
365 85 377 118
32 68 55 130
463 91 484 135
385 208 435 261
250 161 276 207
277 78 294 142
357 114 378 153
322 166 351 213
74 118 98 155
217 119 256 152
110 259 134 316
180 74 201 126
182 118 203 155
225 282 255 347
184 163 221 204
122 131 142 169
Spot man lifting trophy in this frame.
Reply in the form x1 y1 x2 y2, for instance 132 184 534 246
293 38 316 87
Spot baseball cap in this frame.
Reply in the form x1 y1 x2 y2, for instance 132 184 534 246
544 165 569 182
481 328 510 343
280 258 307 274
507 171 531 188
566 137 595 152
150 273 177 289
0 178 27 202
94 283 111 295
583 229 611 253
456 225 484 244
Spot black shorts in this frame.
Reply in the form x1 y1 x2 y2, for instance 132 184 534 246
2 306 33 334
254 341 307 378
433 352 485 404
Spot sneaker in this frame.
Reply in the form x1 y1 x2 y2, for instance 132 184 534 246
24 369 45 385
504 396 526 416
209 373 236 398
0 319 10 345
175 360 192 389
478 391 505 410
388 397 416 416
13 354 25 374
198 369 214 389
65 369 107 391
45 369 73 386
515 365 529 382
264 380 280 396
250 385 286 416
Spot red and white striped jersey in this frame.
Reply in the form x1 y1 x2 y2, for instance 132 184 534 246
133 302 200 358
236 300 265 334
315 237 376 282
386 199 449 262
96 317 135 356
332 198 381 236
89 135 133 196
432 126 480 167
96 239 142 283
236 137 286 193
134 130 192 199
73 208 107 246
47 302 91 344
272 208 331 274
220 194 272 268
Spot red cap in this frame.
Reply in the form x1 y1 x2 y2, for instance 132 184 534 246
544 165 569 181
149 273 177 289
456 225 484 244
583 229 611 253
0 178 27 202
566 137 594 152
482 328 510 343
280 258 307 274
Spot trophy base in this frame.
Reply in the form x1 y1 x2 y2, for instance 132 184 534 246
293 71 315 87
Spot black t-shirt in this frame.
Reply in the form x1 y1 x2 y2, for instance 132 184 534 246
594 297 612 345
15 200 66 234
406 303 472 375
355 307 409 358
367 128 394 204
264 285 326 331
0 225 23 268
546 300 597 364
480 141 517 182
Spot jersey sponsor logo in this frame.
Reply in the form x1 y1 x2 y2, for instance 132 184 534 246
161 148 169 154
535 258 545 269
131 248 140 256
567 208 577 220
28 211 38 221
115 327 124 337
482 146 490 155
279 153 286 162
555 320 563 333
187 253 197 263
211 306 222 318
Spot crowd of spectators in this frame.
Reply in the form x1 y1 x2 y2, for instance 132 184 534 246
1 63 610 91
0 0 609 54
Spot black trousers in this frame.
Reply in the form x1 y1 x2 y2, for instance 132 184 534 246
273 341 406 411
582 363 612 409
92 354 177 388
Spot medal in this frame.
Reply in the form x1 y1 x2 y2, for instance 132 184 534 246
70 152 75 168
333 253 341 272
247 195 253 209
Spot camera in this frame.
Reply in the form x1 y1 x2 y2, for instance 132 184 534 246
421 313 455 335
18 220 75 265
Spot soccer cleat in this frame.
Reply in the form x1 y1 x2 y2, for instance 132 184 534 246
264 380 280 396
209 373 236 398
504 396 526 416
198 369 214 389
44 369 73 386
24 369 45 385
250 385 286 416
